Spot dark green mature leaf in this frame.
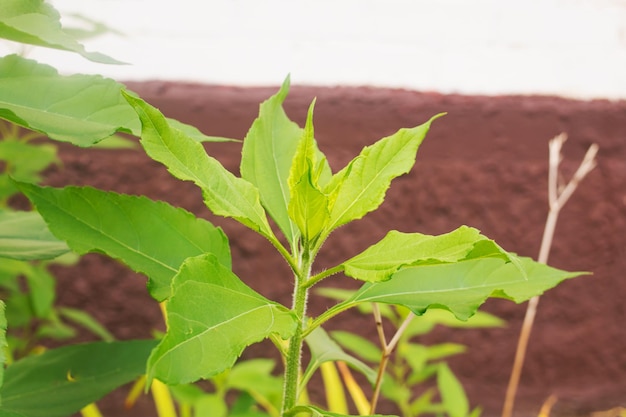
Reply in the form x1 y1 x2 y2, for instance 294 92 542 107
240 76 303 247
302 327 376 390
323 114 444 233
342 226 510 282
326 257 584 321
0 55 232 146
0 210 69 261
148 254 297 385
0 0 121 64
285 405 395 417
0 55 134 145
0 340 157 417
0 410 27 417
123 91 276 241
17 183 230 301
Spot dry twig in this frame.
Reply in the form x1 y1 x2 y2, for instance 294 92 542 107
501 133 598 417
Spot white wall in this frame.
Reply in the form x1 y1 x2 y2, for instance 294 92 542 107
13 0 626 99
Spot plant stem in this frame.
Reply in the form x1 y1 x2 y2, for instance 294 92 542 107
282 248 313 414
370 310 414 414
303 264 344 289
502 134 597 417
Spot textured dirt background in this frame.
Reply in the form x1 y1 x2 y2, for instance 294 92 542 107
42 82 626 417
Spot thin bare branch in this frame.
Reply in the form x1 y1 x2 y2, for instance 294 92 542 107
502 134 598 417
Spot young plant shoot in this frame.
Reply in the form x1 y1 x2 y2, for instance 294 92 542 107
8 77 584 417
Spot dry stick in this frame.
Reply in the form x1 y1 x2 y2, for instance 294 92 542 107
501 134 598 417
369 304 416 415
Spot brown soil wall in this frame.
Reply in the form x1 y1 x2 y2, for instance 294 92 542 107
44 82 626 417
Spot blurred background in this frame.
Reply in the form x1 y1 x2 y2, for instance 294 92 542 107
9 0 626 100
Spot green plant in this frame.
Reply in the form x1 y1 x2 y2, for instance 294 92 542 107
0 2 586 417
0 2 229 415
0 120 116 362
317 288 504 417
2 77 584 417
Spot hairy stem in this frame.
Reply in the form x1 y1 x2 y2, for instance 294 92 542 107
281 248 313 414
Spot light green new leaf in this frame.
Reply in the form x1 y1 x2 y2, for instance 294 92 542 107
0 55 232 146
17 183 231 301
302 327 377 391
0 0 122 64
240 76 303 246
437 363 469 417
123 91 276 241
342 226 512 282
147 254 297 385
324 114 444 232
0 340 157 417
0 210 70 261
288 100 330 244
285 405 395 417
324 257 584 321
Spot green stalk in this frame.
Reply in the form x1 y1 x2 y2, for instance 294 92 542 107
281 246 313 414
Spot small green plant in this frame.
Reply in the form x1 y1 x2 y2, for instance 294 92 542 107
0 2 586 417
317 288 504 417
0 121 115 362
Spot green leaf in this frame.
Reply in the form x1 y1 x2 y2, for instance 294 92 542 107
288 100 330 244
0 55 134 145
24 264 54 318
0 0 122 64
302 327 377 391
342 226 510 282
329 331 382 363
402 309 504 340
323 114 444 232
423 343 466 361
0 139 59 184
324 257 585 321
226 359 283 415
58 307 114 342
0 210 70 261
147 254 297 385
230 392 274 417
0 300 7 393
17 183 231 301
0 340 157 417
285 405 395 417
240 76 303 247
194 394 228 417
123 91 276 241
0 56 230 146
437 363 469 417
